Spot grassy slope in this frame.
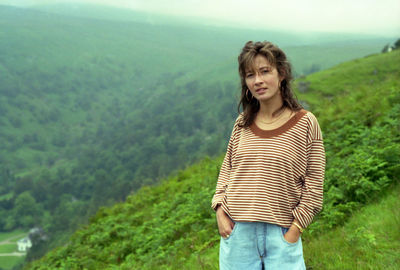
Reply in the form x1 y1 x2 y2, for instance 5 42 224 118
0 257 25 270
0 230 26 242
297 50 400 270
304 183 400 270
25 157 223 269
0 230 27 270
25 50 400 269
0 244 17 253
295 48 400 122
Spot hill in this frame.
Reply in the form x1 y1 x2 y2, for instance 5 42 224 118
0 3 397 267
25 49 400 269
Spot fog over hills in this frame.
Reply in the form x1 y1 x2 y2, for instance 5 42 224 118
3 0 400 35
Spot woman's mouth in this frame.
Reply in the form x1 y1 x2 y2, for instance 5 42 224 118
256 88 267 94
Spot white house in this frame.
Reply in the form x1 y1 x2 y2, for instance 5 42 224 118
17 237 32 252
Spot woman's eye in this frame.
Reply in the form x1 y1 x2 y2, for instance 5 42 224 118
262 69 270 74
246 73 254 78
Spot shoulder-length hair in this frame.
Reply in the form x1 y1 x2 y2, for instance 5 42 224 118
237 41 302 127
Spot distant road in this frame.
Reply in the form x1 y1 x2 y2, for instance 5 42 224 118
0 252 26 257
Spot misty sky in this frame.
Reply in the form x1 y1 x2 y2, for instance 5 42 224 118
2 0 400 35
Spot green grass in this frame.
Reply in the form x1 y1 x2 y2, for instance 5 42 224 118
0 230 27 269
0 256 25 270
303 183 400 270
295 50 400 126
0 230 26 242
0 244 17 253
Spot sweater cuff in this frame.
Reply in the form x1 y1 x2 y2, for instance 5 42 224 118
292 207 314 229
211 194 225 211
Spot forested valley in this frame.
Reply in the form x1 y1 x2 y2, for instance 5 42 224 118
0 3 397 269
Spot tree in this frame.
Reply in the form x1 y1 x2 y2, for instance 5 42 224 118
13 191 40 228
13 177 34 195
393 38 400 50
381 44 391 53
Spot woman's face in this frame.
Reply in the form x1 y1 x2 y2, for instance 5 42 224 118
245 54 283 103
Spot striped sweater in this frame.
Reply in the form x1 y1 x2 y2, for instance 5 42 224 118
211 109 325 228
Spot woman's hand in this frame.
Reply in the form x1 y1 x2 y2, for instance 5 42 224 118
284 223 302 243
216 206 234 238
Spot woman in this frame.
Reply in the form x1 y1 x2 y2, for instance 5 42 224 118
211 41 325 270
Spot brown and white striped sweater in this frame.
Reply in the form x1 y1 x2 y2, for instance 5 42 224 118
211 109 325 229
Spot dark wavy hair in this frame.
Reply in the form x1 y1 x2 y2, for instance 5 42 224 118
237 41 302 127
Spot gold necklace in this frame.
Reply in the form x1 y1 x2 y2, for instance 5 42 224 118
258 108 288 125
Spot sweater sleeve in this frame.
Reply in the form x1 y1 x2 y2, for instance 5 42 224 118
211 116 241 210
292 112 326 228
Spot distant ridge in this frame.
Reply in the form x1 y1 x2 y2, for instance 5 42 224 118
4 3 395 45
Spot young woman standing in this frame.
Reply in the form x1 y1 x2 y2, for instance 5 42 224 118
212 41 326 270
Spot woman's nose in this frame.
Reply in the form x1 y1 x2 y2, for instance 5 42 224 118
254 73 263 84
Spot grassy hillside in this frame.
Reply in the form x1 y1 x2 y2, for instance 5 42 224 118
303 183 400 269
0 230 27 270
25 49 400 269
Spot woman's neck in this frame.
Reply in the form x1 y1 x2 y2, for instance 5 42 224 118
258 96 284 119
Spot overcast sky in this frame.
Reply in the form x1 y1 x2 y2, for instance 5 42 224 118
2 0 400 35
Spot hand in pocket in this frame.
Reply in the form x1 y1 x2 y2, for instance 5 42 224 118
216 206 234 238
284 227 300 243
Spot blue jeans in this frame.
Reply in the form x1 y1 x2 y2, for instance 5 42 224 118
219 221 306 270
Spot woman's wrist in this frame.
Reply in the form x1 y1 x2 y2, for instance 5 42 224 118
292 220 304 233
216 205 224 215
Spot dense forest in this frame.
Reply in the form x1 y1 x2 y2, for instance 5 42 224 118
0 3 397 269
25 49 400 269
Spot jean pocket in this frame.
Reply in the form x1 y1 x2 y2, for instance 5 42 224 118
281 227 289 235
280 226 300 245
222 221 238 240
229 222 238 238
